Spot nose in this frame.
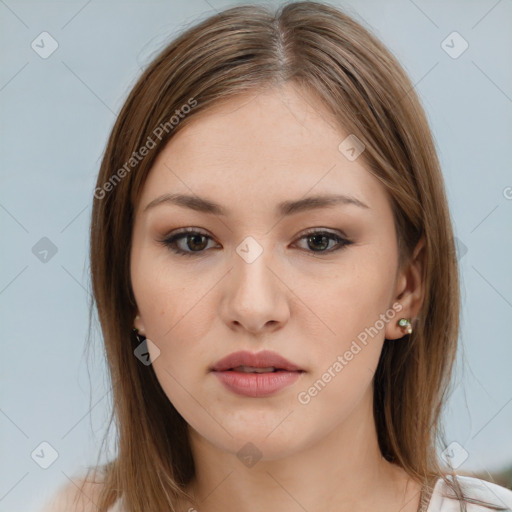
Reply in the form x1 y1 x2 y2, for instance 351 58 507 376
219 239 290 335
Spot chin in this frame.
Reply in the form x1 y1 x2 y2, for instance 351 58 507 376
223 432 304 463
196 415 311 460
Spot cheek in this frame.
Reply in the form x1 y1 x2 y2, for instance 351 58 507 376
293 266 390 422
299 250 396 368
131 248 209 393
133 274 219 393
132 244 210 339
321 260 395 316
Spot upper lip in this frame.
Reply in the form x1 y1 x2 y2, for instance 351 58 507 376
210 350 303 372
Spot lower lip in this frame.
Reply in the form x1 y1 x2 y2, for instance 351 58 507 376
212 370 303 397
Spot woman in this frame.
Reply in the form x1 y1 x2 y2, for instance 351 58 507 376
42 1 512 511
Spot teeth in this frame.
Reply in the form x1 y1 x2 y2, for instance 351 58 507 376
234 365 277 373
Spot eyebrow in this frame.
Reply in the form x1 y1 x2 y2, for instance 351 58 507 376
143 192 370 216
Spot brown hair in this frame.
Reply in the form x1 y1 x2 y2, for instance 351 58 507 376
77 1 506 511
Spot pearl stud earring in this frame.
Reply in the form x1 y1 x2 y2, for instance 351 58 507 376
398 318 413 334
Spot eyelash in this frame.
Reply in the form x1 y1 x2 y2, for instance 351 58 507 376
158 227 353 258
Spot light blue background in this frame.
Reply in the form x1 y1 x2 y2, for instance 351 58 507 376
1 1 511 511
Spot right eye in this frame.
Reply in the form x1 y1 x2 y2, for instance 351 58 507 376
159 228 218 257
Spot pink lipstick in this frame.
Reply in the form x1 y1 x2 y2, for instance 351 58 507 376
210 350 304 398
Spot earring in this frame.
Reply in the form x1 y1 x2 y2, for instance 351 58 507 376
132 327 145 343
398 318 413 334
133 314 146 340
134 315 143 333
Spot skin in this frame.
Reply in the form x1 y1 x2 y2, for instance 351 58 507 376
130 82 426 512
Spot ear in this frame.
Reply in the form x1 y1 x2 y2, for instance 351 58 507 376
385 235 426 340
133 313 146 336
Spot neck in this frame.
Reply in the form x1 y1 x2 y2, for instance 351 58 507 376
179 387 422 512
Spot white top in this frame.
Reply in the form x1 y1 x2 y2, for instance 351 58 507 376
41 475 512 511
426 475 512 511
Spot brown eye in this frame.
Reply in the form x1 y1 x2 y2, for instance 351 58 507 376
182 233 209 252
159 229 216 257
295 230 352 254
158 228 352 258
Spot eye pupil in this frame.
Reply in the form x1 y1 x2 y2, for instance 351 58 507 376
308 234 329 251
162 229 349 257
188 234 208 251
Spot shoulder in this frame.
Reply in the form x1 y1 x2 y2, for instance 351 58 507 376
428 475 512 511
40 477 113 512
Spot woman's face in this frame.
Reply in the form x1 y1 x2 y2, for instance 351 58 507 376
130 83 408 460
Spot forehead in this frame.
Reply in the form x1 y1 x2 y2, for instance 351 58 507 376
137 84 390 218
162 84 344 169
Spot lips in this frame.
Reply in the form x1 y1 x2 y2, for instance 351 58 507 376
210 350 304 398
210 350 304 373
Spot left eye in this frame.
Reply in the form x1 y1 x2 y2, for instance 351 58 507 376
295 230 352 254
159 229 352 257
